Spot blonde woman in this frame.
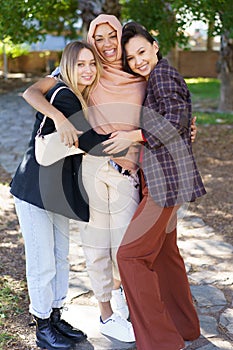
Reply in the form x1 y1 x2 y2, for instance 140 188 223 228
10 41 117 350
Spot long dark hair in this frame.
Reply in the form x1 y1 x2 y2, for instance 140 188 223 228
121 22 162 76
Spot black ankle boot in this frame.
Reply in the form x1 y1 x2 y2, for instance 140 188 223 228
34 316 74 349
50 308 87 343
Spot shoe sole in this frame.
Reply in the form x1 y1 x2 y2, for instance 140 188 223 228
100 330 135 343
36 340 73 350
53 328 87 343
66 335 87 343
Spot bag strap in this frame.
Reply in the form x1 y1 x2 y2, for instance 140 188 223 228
37 85 69 137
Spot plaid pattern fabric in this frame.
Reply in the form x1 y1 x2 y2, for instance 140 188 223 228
141 59 206 207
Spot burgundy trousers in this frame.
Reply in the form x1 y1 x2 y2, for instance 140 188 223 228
117 182 200 350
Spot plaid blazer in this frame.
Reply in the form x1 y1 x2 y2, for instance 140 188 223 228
141 59 206 207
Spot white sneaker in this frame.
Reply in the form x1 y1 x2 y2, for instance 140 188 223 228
111 287 129 319
99 312 135 342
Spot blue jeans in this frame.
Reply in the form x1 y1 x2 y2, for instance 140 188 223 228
14 197 69 319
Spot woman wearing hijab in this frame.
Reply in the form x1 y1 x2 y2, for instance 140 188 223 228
80 15 146 341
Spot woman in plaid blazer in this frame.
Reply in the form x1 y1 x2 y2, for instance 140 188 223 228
116 22 206 350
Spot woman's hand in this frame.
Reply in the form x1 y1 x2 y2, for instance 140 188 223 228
53 115 83 148
191 116 197 142
102 131 132 154
103 131 135 154
103 129 143 154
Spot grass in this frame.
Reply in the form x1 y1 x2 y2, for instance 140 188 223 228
186 77 220 101
0 277 27 347
0 333 15 348
193 111 233 125
185 78 233 125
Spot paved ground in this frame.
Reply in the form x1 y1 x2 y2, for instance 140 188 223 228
0 86 232 349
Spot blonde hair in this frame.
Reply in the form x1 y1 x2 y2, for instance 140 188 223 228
59 41 101 111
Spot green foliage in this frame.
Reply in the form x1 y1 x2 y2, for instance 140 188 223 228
120 0 188 54
0 0 80 45
0 39 30 58
175 0 233 37
1 0 232 52
120 0 233 53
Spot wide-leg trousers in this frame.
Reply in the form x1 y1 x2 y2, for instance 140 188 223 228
117 183 200 350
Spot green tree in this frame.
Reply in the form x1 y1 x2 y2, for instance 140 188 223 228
0 0 79 44
0 0 122 46
0 0 79 77
120 0 188 55
179 0 233 112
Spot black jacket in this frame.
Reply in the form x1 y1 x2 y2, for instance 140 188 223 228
10 82 122 221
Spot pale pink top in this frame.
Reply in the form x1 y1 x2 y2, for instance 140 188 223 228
87 14 147 171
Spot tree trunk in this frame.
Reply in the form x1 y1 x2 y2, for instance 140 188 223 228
78 0 121 38
166 46 179 70
78 0 103 39
82 21 88 41
218 32 233 112
2 41 8 80
207 21 214 51
102 0 121 18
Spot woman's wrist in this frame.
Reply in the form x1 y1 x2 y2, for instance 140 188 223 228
52 111 67 129
129 129 144 143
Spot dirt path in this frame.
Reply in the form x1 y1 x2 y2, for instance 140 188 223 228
0 79 232 349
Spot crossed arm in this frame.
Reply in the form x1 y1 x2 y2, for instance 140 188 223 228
23 77 197 154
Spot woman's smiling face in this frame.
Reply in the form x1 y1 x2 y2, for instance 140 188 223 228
125 35 159 79
94 23 118 62
76 48 97 91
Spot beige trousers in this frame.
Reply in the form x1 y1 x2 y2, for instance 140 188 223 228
80 154 140 302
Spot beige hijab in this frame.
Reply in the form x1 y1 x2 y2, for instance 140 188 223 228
87 14 147 171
